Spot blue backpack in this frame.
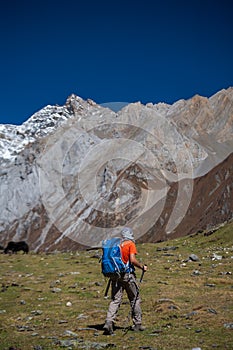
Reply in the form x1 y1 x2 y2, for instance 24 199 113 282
101 237 130 278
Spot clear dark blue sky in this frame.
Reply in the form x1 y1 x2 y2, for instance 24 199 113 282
1 0 233 125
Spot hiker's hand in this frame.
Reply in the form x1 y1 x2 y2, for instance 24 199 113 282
142 264 147 272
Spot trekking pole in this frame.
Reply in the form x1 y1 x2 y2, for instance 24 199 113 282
131 266 146 315
104 278 111 299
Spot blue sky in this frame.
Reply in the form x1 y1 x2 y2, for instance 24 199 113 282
1 0 233 125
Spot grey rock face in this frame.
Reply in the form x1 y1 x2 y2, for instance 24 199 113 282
0 88 232 250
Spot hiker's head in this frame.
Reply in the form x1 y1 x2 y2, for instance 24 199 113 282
121 227 135 241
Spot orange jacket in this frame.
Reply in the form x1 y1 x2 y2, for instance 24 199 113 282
120 240 137 264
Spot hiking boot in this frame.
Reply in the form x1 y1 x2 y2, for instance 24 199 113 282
103 321 114 335
132 324 145 332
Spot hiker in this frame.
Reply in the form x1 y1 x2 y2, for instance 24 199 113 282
103 227 147 335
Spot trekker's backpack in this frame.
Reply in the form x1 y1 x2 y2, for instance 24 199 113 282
101 237 129 278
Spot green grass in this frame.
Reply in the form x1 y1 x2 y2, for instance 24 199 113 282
0 222 233 349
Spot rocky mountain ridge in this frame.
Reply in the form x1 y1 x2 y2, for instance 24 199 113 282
0 88 232 251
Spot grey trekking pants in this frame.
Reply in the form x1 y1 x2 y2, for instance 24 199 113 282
105 272 142 325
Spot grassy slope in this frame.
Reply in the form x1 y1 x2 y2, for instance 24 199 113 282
0 222 232 350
